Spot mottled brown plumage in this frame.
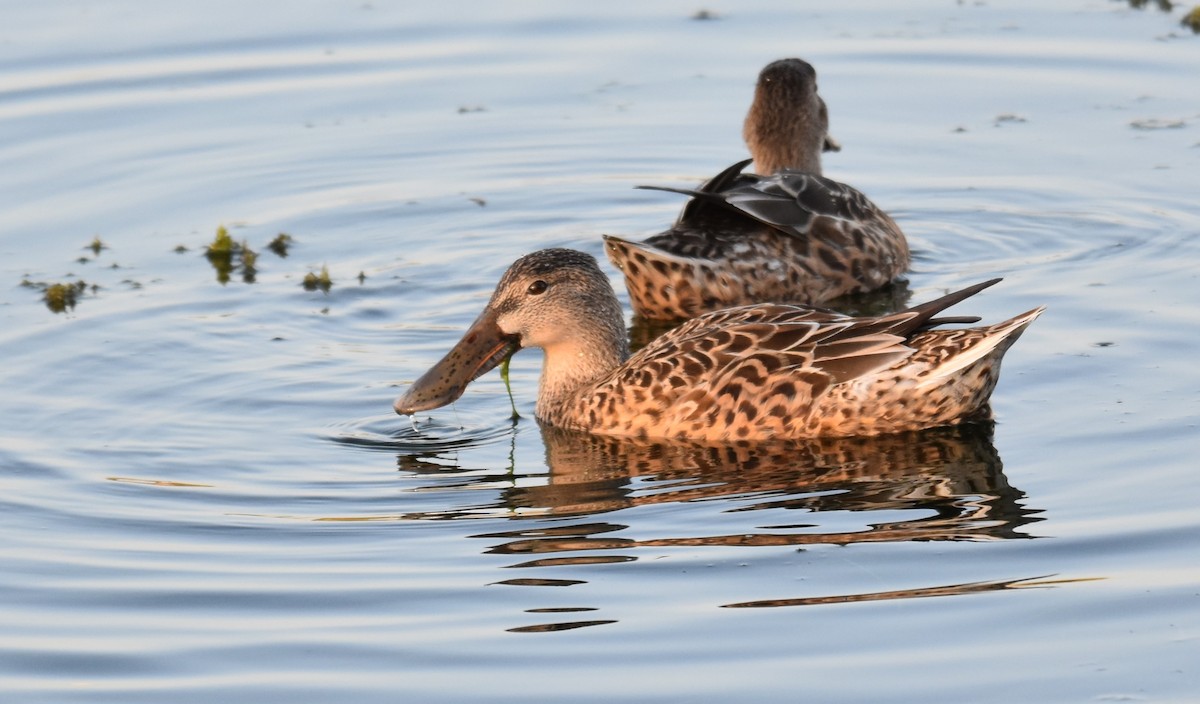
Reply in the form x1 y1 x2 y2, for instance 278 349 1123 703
743 57 841 175
604 57 909 321
395 249 1043 442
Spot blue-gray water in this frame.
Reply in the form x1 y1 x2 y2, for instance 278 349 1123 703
1 1 1198 702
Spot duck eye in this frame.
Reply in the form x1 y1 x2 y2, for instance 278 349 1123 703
526 280 548 296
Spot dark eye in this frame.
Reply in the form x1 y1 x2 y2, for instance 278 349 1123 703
527 280 548 296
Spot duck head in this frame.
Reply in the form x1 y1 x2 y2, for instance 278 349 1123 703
743 57 840 175
394 249 629 417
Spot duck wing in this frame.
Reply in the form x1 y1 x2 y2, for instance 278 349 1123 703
638 160 888 239
625 279 1003 395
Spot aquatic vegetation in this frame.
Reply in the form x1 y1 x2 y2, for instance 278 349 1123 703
499 354 520 420
206 226 238 256
303 265 332 292
1182 5 1200 31
204 226 239 284
88 236 106 255
1123 0 1173 10
37 280 88 313
1119 0 1200 32
22 269 102 313
267 233 293 257
197 228 330 290
204 226 260 284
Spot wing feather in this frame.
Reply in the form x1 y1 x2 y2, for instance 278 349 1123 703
637 160 892 242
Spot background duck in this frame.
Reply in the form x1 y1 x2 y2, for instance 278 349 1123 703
395 249 1043 442
604 57 911 321
743 56 842 175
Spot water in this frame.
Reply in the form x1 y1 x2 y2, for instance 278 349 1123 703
1 1 1198 702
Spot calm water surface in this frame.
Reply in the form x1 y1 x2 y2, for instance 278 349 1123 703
1 1 1198 702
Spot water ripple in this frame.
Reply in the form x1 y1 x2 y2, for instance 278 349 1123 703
324 412 519 453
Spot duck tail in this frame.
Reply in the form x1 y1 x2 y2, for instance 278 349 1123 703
635 159 754 227
904 278 1003 332
914 306 1045 389
602 235 719 320
603 234 693 270
634 158 752 199
983 306 1045 356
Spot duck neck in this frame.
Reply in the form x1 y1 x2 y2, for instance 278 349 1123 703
754 138 822 175
535 314 629 420
744 101 826 175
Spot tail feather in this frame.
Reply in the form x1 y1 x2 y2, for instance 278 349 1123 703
903 278 1003 332
603 234 694 267
634 158 752 198
914 306 1045 389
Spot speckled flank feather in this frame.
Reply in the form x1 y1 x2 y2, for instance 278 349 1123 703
604 57 910 321
395 249 1044 442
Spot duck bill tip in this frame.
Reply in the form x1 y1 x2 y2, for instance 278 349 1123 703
393 310 519 416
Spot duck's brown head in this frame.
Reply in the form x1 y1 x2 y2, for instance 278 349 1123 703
743 57 840 175
394 249 628 416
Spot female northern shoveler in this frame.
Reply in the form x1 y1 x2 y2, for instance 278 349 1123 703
603 57 910 321
394 249 1043 442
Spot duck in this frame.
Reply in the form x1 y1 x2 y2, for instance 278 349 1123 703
394 249 1043 442
603 57 911 321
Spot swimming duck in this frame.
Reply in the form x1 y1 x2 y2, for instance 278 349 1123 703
603 57 910 321
394 249 1042 441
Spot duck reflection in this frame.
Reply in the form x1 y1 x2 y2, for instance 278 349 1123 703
394 422 1043 631
397 421 1040 545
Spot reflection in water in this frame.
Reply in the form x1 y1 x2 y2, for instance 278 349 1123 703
507 619 618 634
722 574 1099 610
1122 0 1173 11
493 578 587 587
436 422 1041 543
723 575 1060 609
823 277 914 318
389 422 1043 631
